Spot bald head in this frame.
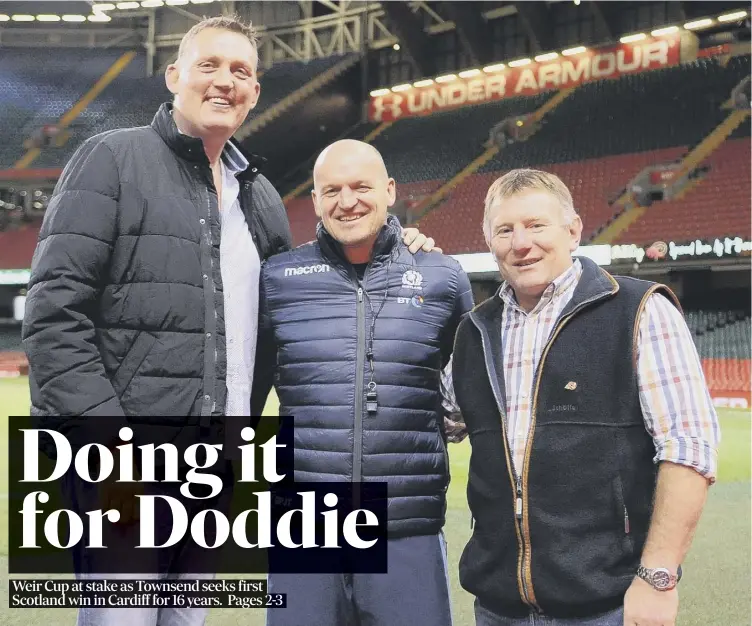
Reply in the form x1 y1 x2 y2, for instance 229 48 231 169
313 140 389 191
311 139 396 263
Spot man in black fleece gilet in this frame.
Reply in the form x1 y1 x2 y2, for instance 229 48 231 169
445 169 719 626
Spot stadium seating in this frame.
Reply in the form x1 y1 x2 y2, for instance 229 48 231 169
287 135 750 254
412 145 688 254
687 308 751 397
0 327 22 352
1 50 353 169
614 138 751 244
0 221 42 270
371 92 550 184
476 54 751 172
295 54 750 253
0 48 138 169
688 309 752 360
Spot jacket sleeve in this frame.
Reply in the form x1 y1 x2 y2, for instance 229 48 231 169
22 137 127 434
250 265 278 417
440 265 474 367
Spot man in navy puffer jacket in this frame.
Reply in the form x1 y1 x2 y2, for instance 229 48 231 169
256 140 473 626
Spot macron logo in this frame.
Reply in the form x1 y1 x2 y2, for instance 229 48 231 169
284 264 331 277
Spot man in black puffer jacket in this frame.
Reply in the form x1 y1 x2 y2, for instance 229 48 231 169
21 16 289 626
23 17 291 445
257 139 474 626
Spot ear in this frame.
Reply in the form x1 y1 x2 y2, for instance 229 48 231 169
385 177 396 207
248 81 261 110
165 63 180 96
311 189 322 218
568 215 583 252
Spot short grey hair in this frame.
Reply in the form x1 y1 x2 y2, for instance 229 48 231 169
482 168 578 243
177 15 259 64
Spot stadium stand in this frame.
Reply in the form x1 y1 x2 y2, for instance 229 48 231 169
0 327 22 352
478 55 751 173
0 48 141 169
370 92 550 183
688 309 752 399
614 138 751 244
283 54 751 250
690 309 752 360
411 137 751 255
0 222 41 270
1 50 353 169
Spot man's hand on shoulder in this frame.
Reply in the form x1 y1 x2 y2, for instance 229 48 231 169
402 227 442 254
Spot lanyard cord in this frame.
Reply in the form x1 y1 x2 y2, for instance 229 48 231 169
362 254 394 389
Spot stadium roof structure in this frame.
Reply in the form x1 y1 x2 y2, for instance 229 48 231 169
1 2 749 69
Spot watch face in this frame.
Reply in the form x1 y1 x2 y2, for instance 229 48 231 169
652 569 672 590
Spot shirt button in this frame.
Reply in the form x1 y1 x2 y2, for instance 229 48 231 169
199 218 206 225
204 394 210 401
520 391 529 399
203 274 208 280
206 332 212 338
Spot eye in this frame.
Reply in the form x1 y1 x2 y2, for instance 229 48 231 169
495 227 512 237
235 67 250 78
357 186 370 192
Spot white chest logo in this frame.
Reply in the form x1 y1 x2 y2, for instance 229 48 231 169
401 270 423 290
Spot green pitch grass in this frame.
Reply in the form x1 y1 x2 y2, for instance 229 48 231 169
0 377 749 625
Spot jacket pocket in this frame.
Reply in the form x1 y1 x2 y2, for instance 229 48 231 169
612 472 634 555
111 331 157 398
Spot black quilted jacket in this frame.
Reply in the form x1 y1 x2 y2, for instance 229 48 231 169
22 103 291 446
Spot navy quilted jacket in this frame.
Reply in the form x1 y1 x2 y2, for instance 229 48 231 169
258 216 473 537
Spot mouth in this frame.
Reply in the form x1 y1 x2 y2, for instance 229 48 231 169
206 96 233 110
336 214 366 223
514 258 541 268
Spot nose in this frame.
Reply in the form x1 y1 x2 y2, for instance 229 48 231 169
338 186 358 210
511 225 532 252
212 66 234 89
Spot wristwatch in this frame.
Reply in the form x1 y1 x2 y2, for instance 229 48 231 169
636 565 683 591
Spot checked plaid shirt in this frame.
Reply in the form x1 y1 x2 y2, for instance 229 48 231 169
442 259 720 481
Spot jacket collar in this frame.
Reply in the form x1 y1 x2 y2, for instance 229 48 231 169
150 102 266 179
316 214 403 267
472 255 619 327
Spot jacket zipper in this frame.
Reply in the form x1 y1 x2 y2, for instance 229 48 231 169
469 314 530 609
203 183 217 420
519 290 615 611
353 286 365 484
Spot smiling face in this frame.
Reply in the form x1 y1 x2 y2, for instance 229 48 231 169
487 189 582 311
166 27 260 144
312 140 396 263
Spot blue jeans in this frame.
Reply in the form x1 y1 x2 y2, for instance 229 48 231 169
474 600 624 626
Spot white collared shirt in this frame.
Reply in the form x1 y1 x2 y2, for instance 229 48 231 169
218 143 260 416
